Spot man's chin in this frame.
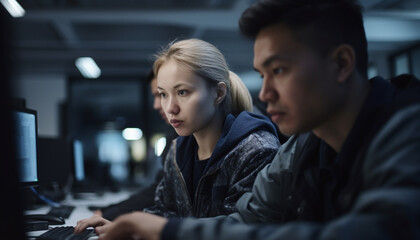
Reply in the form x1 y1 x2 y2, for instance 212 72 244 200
278 125 299 137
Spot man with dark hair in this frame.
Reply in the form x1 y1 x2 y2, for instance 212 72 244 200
75 0 420 239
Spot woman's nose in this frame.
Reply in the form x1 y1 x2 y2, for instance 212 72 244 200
167 97 180 115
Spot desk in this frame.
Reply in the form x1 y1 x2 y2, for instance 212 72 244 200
25 190 134 239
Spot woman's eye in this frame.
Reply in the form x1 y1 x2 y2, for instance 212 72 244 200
159 92 166 98
178 90 187 96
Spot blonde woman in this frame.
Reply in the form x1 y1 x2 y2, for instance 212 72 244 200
75 39 280 235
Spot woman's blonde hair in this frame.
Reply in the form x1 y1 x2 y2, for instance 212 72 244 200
153 38 252 116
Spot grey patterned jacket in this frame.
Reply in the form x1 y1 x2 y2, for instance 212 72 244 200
143 112 280 218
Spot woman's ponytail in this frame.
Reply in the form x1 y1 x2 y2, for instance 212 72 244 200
228 71 253 116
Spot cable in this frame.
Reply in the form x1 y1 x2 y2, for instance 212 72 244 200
29 186 61 208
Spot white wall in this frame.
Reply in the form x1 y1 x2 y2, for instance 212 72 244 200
11 74 67 137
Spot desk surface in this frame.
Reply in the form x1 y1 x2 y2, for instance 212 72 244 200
25 190 134 239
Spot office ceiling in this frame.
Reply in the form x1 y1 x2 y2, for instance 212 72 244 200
9 0 420 78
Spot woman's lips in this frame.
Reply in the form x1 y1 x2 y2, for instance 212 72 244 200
170 119 183 128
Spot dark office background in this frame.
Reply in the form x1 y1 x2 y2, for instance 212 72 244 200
6 0 420 189
0 6 25 240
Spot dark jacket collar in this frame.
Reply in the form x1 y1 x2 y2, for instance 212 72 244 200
325 77 397 216
293 78 398 220
337 77 397 167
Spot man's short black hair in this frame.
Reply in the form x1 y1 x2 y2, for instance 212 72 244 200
239 0 368 78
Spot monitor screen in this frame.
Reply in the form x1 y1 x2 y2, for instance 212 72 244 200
73 139 85 182
13 108 38 186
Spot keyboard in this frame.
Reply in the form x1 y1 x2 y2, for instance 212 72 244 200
37 226 96 240
47 205 75 219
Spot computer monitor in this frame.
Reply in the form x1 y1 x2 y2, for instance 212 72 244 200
13 108 39 187
37 137 71 196
72 139 85 182
70 139 104 196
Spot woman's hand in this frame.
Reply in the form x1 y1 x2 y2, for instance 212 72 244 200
74 214 111 234
97 211 168 240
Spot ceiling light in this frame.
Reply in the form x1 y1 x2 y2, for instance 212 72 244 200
1 0 25 18
122 128 143 141
75 57 101 79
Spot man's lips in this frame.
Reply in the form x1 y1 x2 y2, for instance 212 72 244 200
170 119 183 128
270 113 286 123
267 110 286 123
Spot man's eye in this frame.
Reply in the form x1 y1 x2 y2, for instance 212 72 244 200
273 68 284 74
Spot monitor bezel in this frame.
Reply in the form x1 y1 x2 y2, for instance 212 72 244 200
13 107 39 187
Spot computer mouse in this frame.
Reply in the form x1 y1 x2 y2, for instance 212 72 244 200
25 214 65 225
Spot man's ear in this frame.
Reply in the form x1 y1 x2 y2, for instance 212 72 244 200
332 44 355 83
215 82 227 105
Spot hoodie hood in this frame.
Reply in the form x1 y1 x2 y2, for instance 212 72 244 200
175 111 278 172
